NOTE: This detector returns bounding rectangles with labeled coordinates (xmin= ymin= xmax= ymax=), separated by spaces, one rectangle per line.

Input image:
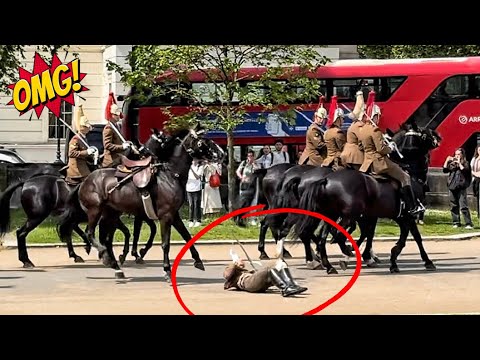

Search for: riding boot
xmin=279 ymin=268 xmax=308 ymax=295
xmin=269 ymin=268 xmax=306 ymax=297
xmin=400 ymin=185 xmax=425 ymax=216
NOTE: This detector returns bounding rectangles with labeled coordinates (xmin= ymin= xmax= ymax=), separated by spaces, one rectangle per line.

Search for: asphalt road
xmin=1 ymin=239 xmax=480 ymax=315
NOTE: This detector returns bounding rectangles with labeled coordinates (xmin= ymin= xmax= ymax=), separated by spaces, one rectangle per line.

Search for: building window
xmin=48 ymin=102 xmax=73 ymax=140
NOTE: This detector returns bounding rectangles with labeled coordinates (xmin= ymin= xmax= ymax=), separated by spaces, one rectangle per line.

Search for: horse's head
xmin=167 ymin=122 xmax=225 ymax=163
xmin=142 ymin=128 xmax=174 ymax=161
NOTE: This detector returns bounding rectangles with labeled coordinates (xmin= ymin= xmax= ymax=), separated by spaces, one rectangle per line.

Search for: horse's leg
xmin=85 ymin=207 xmax=108 ymax=263
xmin=408 ymin=216 xmax=435 ymax=271
xmin=361 ymin=218 xmax=380 ymax=268
xmin=99 ymin=213 xmax=125 ymax=279
xmin=258 ymin=217 xmax=270 ymax=260
xmin=171 ymin=212 xmax=205 ymax=271
xmin=116 ymin=217 xmax=131 ymax=266
xmin=304 ymin=235 xmax=324 ymax=270
xmin=160 ymin=219 xmax=174 ymax=283
xmin=138 ymin=217 xmax=158 ymax=261
xmin=316 ymin=223 xmax=338 ymax=274
xmin=132 ymin=216 xmax=149 ymax=264
xmin=73 ymin=224 xmax=91 ymax=255
xmin=16 ymin=215 xmax=47 ymax=268
xmin=389 ymin=219 xmax=410 ymax=273
xmin=68 ymin=224 xmax=90 ymax=263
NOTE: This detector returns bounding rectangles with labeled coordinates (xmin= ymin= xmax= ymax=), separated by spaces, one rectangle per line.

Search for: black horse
xmin=293 ymin=168 xmax=436 ymax=273
xmin=58 ymin=124 xmax=224 ymax=280
xmin=0 ymin=154 xmax=158 ymax=269
xmin=234 ymin=163 xmax=295 ymax=258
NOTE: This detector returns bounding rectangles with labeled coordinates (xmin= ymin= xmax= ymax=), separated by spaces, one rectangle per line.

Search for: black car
xmin=0 ymin=147 xmax=27 ymax=164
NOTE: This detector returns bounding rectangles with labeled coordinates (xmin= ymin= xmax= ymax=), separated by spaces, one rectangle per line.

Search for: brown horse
xmin=58 ymin=124 xmax=225 ymax=280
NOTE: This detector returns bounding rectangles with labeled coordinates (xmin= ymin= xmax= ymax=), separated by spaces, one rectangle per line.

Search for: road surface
xmin=1 ymin=239 xmax=480 ymax=315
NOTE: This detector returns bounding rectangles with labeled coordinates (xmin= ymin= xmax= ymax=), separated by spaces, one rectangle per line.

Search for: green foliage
xmin=358 ymin=45 xmax=480 ymax=59
xmin=107 ymin=45 xmax=330 ymax=131
xmin=0 ymin=45 xmax=72 ymax=91
xmin=108 ymin=46 xmax=331 ymax=211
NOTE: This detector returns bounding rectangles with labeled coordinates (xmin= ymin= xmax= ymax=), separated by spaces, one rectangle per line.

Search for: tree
xmin=108 ymin=45 xmax=330 ymax=212
xmin=0 ymin=45 xmax=70 ymax=91
xmin=358 ymin=45 xmax=480 ymax=59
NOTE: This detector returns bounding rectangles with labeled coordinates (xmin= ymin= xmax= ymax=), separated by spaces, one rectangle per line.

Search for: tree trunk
xmin=227 ymin=131 xmax=236 ymax=212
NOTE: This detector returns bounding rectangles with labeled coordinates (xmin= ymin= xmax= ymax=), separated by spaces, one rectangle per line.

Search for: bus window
xmin=192 ymin=82 xmax=240 ymax=105
xmin=409 ymin=75 xmax=470 ymax=129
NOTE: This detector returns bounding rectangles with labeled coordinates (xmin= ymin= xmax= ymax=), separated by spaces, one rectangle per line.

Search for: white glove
xmin=229 ymin=249 xmax=240 ymax=263
xmin=388 ymin=142 xmax=396 ymax=151
xmin=122 ymin=142 xmax=131 ymax=150
xmin=87 ymin=147 xmax=96 ymax=155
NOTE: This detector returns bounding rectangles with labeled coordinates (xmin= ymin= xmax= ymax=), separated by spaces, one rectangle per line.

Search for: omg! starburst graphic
xmin=7 ymin=52 xmax=89 ymax=119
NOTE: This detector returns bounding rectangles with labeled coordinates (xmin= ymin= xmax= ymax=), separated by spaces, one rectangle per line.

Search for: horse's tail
xmin=0 ymin=181 xmax=25 ymax=237
xmin=293 ymin=178 xmax=328 ymax=240
xmin=57 ymin=184 xmax=86 ymax=242
xmin=274 ymin=176 xmax=301 ymax=209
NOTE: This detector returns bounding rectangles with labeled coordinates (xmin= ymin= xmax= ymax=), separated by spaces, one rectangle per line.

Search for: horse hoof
xmin=339 ymin=261 xmax=348 ymax=271
xmin=135 ymin=257 xmax=145 ymax=265
xmin=259 ymin=253 xmax=270 ymax=260
xmin=118 ymin=254 xmax=126 ymax=265
xmin=283 ymin=250 xmax=293 ymax=259
xmin=327 ymin=267 xmax=338 ymax=275
xmin=373 ymin=256 xmax=382 ymax=264
xmin=74 ymin=256 xmax=85 ymax=263
xmin=366 ymin=260 xmax=378 ymax=268
xmin=139 ymin=248 xmax=147 ymax=258
xmin=22 ymin=261 xmax=35 ymax=268
xmin=425 ymin=262 xmax=436 ymax=271
xmin=115 ymin=270 xmax=126 ymax=279
xmin=84 ymin=245 xmax=91 ymax=255
xmin=194 ymin=260 xmax=205 ymax=271
xmin=164 ymin=272 xmax=172 ymax=283
xmin=390 ymin=266 xmax=400 ymax=273
xmin=306 ymin=260 xmax=324 ymax=270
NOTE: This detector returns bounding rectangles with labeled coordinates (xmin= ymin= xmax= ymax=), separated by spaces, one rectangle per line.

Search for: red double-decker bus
xmin=120 ymin=57 xmax=480 ymax=167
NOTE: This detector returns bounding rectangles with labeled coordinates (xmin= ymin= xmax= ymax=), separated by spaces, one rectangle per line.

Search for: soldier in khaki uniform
xmin=341 ymin=91 xmax=367 ymax=170
xmin=102 ymin=100 xmax=131 ymax=168
xmin=65 ymin=108 xmax=97 ymax=186
xmin=223 ymin=250 xmax=307 ymax=297
xmin=358 ymin=91 xmax=424 ymax=216
xmin=298 ymin=97 xmax=327 ymax=166
xmin=322 ymin=95 xmax=347 ymax=171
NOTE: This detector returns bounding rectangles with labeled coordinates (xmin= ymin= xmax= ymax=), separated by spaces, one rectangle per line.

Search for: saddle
xmin=115 ymin=155 xmax=153 ymax=188
xmin=367 ymin=173 xmax=401 ymax=190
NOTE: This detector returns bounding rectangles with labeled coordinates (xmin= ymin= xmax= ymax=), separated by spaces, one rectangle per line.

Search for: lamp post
xmin=54 ymin=117 xmax=64 ymax=164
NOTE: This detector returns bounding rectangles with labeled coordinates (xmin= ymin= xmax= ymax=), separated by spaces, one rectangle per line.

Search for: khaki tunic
xmin=66 ymin=135 xmax=91 ymax=184
xmin=322 ymin=127 xmax=346 ymax=167
xmin=298 ymin=123 xmax=326 ymax=166
xmin=358 ymin=123 xmax=410 ymax=186
xmin=102 ymin=122 xmax=125 ymax=168
xmin=340 ymin=121 xmax=365 ymax=167
xmin=223 ymin=264 xmax=272 ymax=293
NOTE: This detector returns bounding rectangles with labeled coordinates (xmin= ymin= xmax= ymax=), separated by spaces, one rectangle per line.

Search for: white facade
xmin=0 ymin=45 xmax=356 ymax=162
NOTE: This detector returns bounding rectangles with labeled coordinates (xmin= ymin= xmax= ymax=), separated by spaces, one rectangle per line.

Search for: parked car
xmin=0 ymin=147 xmax=27 ymax=164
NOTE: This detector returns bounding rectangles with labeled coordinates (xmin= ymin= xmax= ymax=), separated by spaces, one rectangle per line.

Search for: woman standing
xmin=202 ymin=161 xmax=223 ymax=216
xmin=470 ymin=145 xmax=480 ymax=217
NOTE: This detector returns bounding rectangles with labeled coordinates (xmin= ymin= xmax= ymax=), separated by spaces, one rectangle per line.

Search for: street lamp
xmin=54 ymin=117 xmax=64 ymax=164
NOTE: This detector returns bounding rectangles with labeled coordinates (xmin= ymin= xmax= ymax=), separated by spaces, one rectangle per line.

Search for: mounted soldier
xmin=65 ymin=105 xmax=99 ymax=187
xmin=102 ymin=92 xmax=131 ymax=168
xmin=298 ymin=96 xmax=327 ymax=166
xmin=340 ymin=90 xmax=367 ymax=170
xmin=358 ymin=91 xmax=425 ymax=216
xmin=321 ymin=95 xmax=346 ymax=171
